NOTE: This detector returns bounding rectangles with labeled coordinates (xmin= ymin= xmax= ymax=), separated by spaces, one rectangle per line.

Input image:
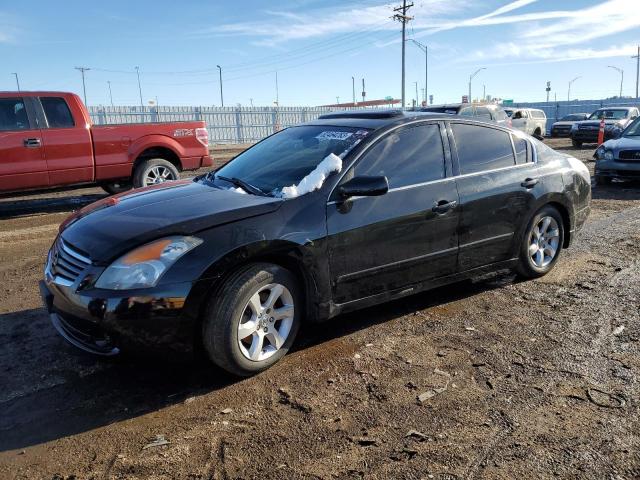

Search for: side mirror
xmin=338 ymin=175 xmax=389 ymax=199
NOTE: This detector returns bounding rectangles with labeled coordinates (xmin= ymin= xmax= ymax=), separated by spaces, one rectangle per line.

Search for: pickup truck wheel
xmin=101 ymin=180 xmax=132 ymax=195
xmin=202 ymin=263 xmax=301 ymax=377
xmin=133 ymin=158 xmax=179 ymax=188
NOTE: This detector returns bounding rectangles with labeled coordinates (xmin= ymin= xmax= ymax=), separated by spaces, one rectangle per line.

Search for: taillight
xmin=507 ymin=118 xmax=512 ymax=128
xmin=196 ymin=128 xmax=209 ymax=147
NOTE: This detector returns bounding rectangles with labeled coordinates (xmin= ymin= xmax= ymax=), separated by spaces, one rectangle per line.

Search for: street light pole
xmin=632 ymin=45 xmax=640 ymax=99
xmin=410 ymin=40 xmax=427 ymax=106
xmin=352 ymin=76 xmax=356 ymax=105
xmin=568 ymin=76 xmax=581 ymax=102
xmin=11 ymin=73 xmax=20 ymax=91
xmin=608 ymin=65 xmax=624 ymax=98
xmin=468 ymin=67 xmax=486 ymax=103
xmin=107 ymin=80 xmax=114 ymax=106
xmin=134 ymin=66 xmax=143 ymax=108
xmin=414 ymin=81 xmax=418 ymax=107
xmin=216 ymin=65 xmax=224 ymax=107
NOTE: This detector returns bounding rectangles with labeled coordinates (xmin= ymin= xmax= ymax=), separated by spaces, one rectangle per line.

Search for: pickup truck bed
xmin=0 ymin=91 xmax=212 ymax=194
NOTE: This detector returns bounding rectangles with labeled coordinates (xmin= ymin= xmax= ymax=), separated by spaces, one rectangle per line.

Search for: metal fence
xmin=511 ymin=98 xmax=640 ymax=134
xmin=89 ymin=98 xmax=640 ymax=141
xmin=88 ymin=106 xmax=337 ymax=144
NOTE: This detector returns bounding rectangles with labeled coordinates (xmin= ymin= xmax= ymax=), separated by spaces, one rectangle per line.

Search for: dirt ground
xmin=1 ymin=138 xmax=639 ymax=479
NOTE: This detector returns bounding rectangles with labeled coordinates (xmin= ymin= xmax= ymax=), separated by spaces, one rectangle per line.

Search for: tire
xmin=202 ymin=263 xmax=302 ymax=376
xmin=571 ymin=139 xmax=582 ymax=149
xmin=101 ymin=180 xmax=132 ymax=195
xmin=133 ymin=158 xmax=179 ymax=188
xmin=595 ymin=175 xmax=611 ymax=185
xmin=517 ymin=205 xmax=565 ymax=279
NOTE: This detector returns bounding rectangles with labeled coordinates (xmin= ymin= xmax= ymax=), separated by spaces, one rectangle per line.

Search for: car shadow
xmin=0 ymin=273 xmax=514 ymax=452
xmin=0 ymin=192 xmax=106 ymax=219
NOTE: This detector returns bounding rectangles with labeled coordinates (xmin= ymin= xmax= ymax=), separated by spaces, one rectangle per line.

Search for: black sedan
xmin=41 ymin=110 xmax=591 ymax=376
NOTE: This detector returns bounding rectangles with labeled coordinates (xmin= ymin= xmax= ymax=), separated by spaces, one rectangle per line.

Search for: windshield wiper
xmin=216 ymin=175 xmax=268 ymax=196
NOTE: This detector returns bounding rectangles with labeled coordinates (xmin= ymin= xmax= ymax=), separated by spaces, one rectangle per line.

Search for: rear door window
xmin=0 ymin=98 xmax=30 ymax=131
xmin=452 ymin=123 xmax=515 ymax=174
xmin=512 ymin=135 xmax=529 ymax=164
xmin=40 ymin=97 xmax=75 ymax=128
xmin=353 ymin=123 xmax=445 ymax=188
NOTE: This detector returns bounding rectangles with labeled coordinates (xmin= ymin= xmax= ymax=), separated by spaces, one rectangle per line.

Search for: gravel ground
xmin=1 ymin=138 xmax=639 ymax=479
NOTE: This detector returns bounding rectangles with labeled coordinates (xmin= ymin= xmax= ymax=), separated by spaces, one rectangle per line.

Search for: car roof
xmin=595 ymin=106 xmax=634 ymax=110
xmin=302 ymin=109 xmax=500 ymax=130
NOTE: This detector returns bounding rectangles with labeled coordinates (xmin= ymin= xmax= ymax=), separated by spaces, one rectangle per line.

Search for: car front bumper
xmin=594 ymin=158 xmax=640 ymax=179
xmin=40 ymin=277 xmax=199 ymax=358
xmin=571 ymin=130 xmax=618 ymax=143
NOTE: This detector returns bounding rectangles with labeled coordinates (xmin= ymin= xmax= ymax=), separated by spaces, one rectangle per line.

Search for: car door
xmin=511 ymin=110 xmax=528 ymax=133
xmin=0 ymin=96 xmax=49 ymax=191
xmin=448 ymin=122 xmax=539 ymax=271
xmin=36 ymin=96 xmax=94 ymax=186
xmin=326 ymin=122 xmax=459 ymax=305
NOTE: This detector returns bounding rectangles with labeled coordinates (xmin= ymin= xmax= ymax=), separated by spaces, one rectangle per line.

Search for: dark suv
xmin=420 ymin=103 xmax=511 ymax=127
xmin=570 ymin=107 xmax=640 ymax=147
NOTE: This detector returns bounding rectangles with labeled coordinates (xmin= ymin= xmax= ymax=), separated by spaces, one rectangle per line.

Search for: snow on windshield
xmin=280 ymin=153 xmax=342 ymax=199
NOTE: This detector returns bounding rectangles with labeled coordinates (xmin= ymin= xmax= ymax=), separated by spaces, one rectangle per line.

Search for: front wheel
xmin=202 ymin=263 xmax=301 ymax=376
xmin=571 ymin=139 xmax=582 ymax=148
xmin=517 ymin=206 xmax=564 ymax=279
xmin=133 ymin=158 xmax=179 ymax=188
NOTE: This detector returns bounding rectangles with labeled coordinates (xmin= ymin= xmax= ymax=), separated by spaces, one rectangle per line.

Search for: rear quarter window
xmin=40 ymin=97 xmax=75 ymax=128
xmin=452 ymin=123 xmax=515 ymax=174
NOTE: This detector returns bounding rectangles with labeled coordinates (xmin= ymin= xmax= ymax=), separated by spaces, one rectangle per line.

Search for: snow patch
xmin=281 ymin=153 xmax=342 ymax=199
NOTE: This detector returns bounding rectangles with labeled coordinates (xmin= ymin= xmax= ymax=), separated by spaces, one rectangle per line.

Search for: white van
xmin=510 ymin=108 xmax=547 ymax=137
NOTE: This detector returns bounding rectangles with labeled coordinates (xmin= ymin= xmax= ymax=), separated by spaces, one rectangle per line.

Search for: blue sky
xmin=1 ymin=0 xmax=640 ymax=106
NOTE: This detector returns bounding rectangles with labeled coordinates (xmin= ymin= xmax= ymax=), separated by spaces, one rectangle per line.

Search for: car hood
xmin=576 ymin=119 xmax=627 ymax=127
xmin=552 ymin=121 xmax=576 ymax=126
xmin=602 ymin=135 xmax=640 ymax=151
xmin=59 ymin=180 xmax=283 ymax=262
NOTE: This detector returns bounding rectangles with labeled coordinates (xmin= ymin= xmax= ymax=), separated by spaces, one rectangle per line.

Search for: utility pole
xmin=393 ymin=0 xmax=413 ymax=108
xmin=336 ymin=96 xmax=340 ymax=104
xmin=134 ymin=66 xmax=144 ymax=108
xmin=632 ymin=45 xmax=639 ymax=99
xmin=275 ymin=71 xmax=279 ymax=106
xmin=421 ymin=88 xmax=425 ymax=104
xmin=568 ymin=76 xmax=581 ymax=102
xmin=361 ymin=78 xmax=366 ymax=103
xmin=107 ymin=81 xmax=114 ymax=107
xmin=468 ymin=67 xmax=485 ymax=103
xmin=216 ymin=65 xmax=224 ymax=107
xmin=410 ymin=40 xmax=427 ymax=108
xmin=608 ymin=65 xmax=624 ymax=98
xmin=352 ymin=76 xmax=356 ymax=105
xmin=483 ymin=84 xmax=486 ymax=101
xmin=11 ymin=73 xmax=20 ymax=91
xmin=250 ymin=98 xmax=254 ymax=108
xmin=75 ymin=67 xmax=91 ymax=105
xmin=414 ymin=81 xmax=418 ymax=107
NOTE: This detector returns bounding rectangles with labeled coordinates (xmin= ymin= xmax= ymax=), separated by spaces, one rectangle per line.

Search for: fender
xmin=127 ymin=134 xmax=185 ymax=164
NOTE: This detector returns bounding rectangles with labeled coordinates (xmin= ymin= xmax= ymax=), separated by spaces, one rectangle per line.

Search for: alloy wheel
xmin=237 ymin=283 xmax=294 ymax=362
xmin=529 ymin=216 xmax=560 ymax=268
xmin=144 ymin=166 xmax=175 ymax=186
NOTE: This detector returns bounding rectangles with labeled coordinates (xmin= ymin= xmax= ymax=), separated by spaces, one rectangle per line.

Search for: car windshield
xmin=560 ymin=114 xmax=585 ymax=121
xmin=210 ymin=125 xmax=370 ymax=196
xmin=623 ymin=117 xmax=640 ymax=137
xmin=588 ymin=109 xmax=629 ymax=120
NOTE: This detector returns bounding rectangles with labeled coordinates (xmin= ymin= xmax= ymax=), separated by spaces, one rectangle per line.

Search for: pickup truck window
xmin=0 ymin=98 xmax=30 ymax=131
xmin=40 ymin=97 xmax=75 ymax=128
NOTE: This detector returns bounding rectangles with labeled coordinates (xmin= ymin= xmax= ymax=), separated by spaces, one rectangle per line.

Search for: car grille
xmin=48 ymin=238 xmax=92 ymax=286
xmin=618 ymin=150 xmax=640 ymax=160
xmin=579 ymin=124 xmax=599 ymax=130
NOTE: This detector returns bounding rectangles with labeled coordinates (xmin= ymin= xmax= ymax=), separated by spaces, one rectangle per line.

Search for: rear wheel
xmin=133 ymin=158 xmax=179 ymax=188
xmin=517 ymin=205 xmax=564 ymax=279
xmin=571 ymin=139 xmax=582 ymax=148
xmin=202 ymin=263 xmax=301 ymax=376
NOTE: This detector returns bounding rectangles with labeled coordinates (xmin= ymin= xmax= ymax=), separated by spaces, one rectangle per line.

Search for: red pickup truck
xmin=0 ymin=91 xmax=212 ymax=194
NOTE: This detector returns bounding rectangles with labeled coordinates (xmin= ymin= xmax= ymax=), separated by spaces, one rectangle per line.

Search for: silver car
xmin=594 ymin=117 xmax=640 ymax=184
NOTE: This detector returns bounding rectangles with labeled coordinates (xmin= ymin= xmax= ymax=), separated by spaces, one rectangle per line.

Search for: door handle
xmin=432 ymin=199 xmax=457 ymax=214
xmin=23 ymin=138 xmax=42 ymax=148
xmin=521 ymin=177 xmax=539 ymax=188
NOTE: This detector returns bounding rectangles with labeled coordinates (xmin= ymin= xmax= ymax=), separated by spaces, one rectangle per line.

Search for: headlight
xmin=595 ymin=146 xmax=606 ymax=159
xmin=604 ymin=150 xmax=614 ymax=160
xmin=95 ymin=236 xmax=202 ymax=290
xmin=571 ymin=124 xmax=579 ymax=131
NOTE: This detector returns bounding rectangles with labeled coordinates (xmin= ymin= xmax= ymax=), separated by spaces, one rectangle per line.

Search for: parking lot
xmin=1 ymin=138 xmax=639 ymax=479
